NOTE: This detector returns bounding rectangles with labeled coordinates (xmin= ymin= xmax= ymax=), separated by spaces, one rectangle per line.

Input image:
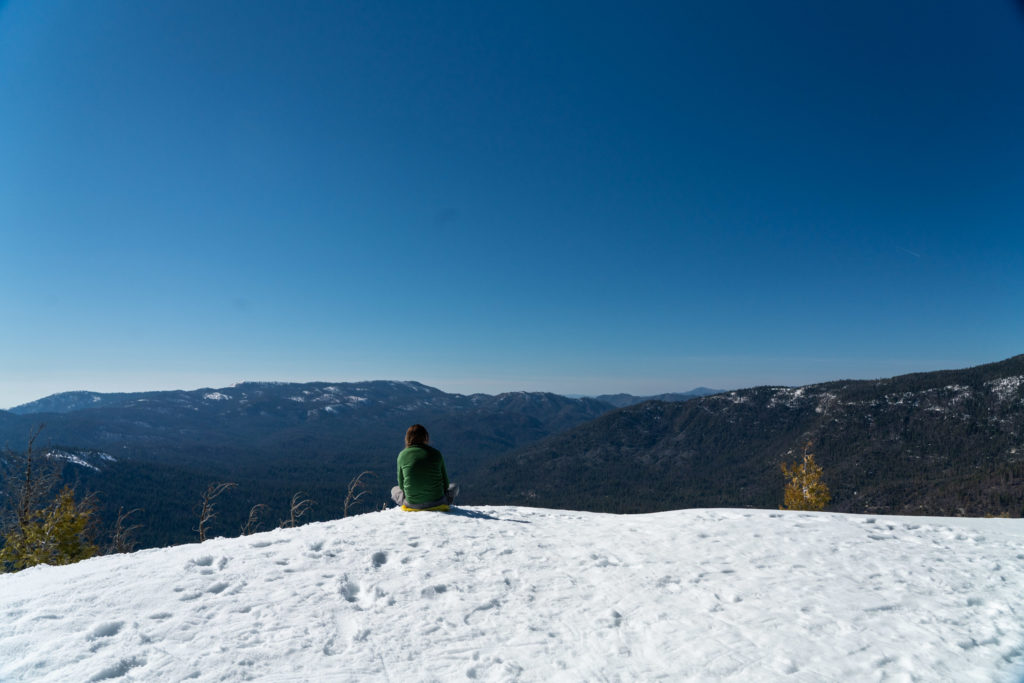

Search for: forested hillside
xmin=0 ymin=381 xmax=616 ymax=548
xmin=462 ymin=356 xmax=1024 ymax=517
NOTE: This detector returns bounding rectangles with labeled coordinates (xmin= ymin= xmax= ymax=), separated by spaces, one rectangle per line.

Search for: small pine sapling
xmin=1 ymin=426 xmax=100 ymax=571
xmin=1 ymin=486 xmax=98 ymax=571
xmin=781 ymin=442 xmax=831 ymax=511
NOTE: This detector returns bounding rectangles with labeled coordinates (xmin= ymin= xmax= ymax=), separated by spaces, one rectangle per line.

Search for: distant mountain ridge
xmin=3 ymin=380 xmax=615 ymax=455
xmin=462 ymin=355 xmax=1024 ymax=517
xmin=0 ymin=380 xmax=626 ymax=548
xmin=8 ymin=382 xmax=718 ymax=416
xmin=594 ymin=387 xmax=722 ymax=408
xmin=3 ymin=380 xmax=719 ymax=474
xmin=9 ymin=390 xmax=137 ymax=415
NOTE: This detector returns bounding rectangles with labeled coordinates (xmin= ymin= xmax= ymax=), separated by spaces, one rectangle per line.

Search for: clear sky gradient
xmin=2 ymin=1 xmax=1022 ymax=408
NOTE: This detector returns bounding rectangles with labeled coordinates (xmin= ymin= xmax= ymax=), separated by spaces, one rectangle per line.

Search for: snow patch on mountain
xmin=767 ymin=386 xmax=812 ymax=409
xmin=988 ymin=376 xmax=1024 ymax=404
xmin=42 ymin=449 xmax=115 ymax=471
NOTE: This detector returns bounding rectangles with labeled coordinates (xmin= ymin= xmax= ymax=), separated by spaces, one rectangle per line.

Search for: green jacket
xmin=397 ymin=444 xmax=450 ymax=505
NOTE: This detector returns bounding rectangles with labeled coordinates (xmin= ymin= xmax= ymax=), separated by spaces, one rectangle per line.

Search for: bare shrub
xmin=241 ymin=504 xmax=269 ymax=535
xmin=2 ymin=425 xmax=61 ymax=535
xmin=195 ymin=482 xmax=237 ymax=542
xmin=280 ymin=492 xmax=314 ymax=529
xmin=344 ymin=471 xmax=374 ymax=518
xmin=109 ymin=507 xmax=143 ymax=554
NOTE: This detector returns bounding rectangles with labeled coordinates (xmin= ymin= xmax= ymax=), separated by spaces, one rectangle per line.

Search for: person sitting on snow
xmin=391 ymin=424 xmax=458 ymax=510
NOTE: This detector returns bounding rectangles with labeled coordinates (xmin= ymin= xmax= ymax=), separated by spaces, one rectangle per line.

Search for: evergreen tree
xmin=1 ymin=486 xmax=98 ymax=571
xmin=781 ymin=442 xmax=831 ymax=511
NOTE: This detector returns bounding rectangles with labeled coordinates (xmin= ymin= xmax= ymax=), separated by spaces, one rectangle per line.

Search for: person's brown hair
xmin=405 ymin=424 xmax=429 ymax=447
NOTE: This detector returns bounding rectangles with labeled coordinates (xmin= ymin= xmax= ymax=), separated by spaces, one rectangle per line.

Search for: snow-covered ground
xmin=1 ymin=507 xmax=1022 ymax=682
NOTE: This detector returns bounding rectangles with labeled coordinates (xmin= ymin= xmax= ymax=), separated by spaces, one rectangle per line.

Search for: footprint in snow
xmin=657 ymin=576 xmax=682 ymax=592
xmin=420 ymin=584 xmax=448 ymax=598
xmin=88 ymin=656 xmax=145 ymax=682
xmin=338 ymin=578 xmax=360 ymax=603
xmin=88 ymin=621 xmax=124 ymax=640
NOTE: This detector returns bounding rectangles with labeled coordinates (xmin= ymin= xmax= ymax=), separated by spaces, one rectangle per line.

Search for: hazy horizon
xmin=7 ymin=352 xmax=1018 ymax=411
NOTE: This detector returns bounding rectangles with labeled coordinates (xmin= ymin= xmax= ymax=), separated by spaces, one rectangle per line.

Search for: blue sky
xmin=1 ymin=1 xmax=1022 ymax=408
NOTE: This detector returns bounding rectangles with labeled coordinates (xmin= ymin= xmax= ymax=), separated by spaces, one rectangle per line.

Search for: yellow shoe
xmin=400 ymin=504 xmax=450 ymax=512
